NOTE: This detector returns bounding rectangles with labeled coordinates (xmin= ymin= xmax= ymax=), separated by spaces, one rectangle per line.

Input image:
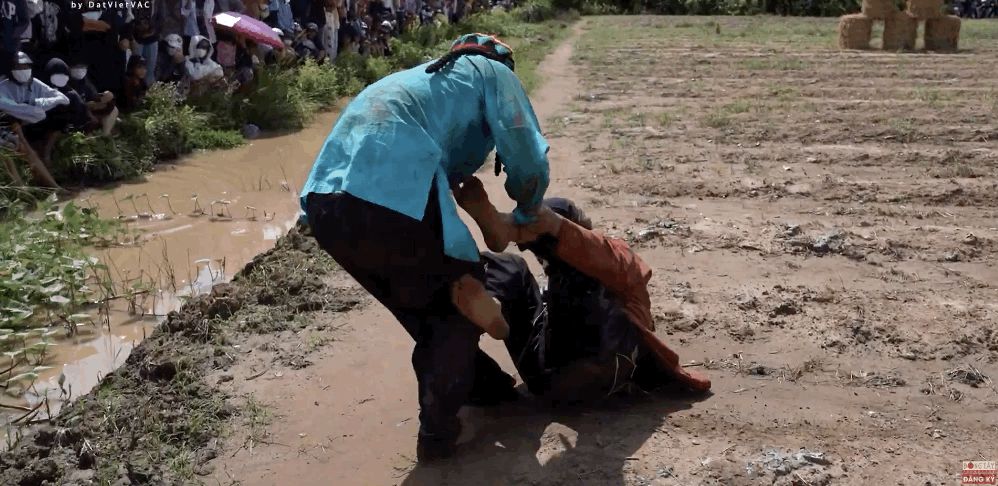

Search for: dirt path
xmin=212 ymin=17 xmax=997 ymax=486
xmin=209 ymin=23 xmax=592 ymax=485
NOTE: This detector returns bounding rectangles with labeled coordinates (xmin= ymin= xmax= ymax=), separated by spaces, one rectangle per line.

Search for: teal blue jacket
xmin=300 ymin=55 xmax=550 ymax=262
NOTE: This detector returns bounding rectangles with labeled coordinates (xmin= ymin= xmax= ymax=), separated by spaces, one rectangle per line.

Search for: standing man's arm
xmin=481 ymin=60 xmax=549 ymax=225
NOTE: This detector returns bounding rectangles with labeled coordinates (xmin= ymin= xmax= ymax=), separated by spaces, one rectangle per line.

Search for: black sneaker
xmin=415 ymin=424 xmax=460 ymax=463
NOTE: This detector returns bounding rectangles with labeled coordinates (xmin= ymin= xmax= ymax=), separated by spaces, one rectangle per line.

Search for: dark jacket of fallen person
xmin=482 ymin=198 xmax=712 ymax=403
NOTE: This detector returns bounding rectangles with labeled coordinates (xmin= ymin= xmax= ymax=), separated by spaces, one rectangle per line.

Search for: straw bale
xmin=838 ymin=14 xmax=873 ymax=50
xmin=924 ymin=15 xmax=960 ymax=51
xmin=883 ymin=11 xmax=918 ymax=51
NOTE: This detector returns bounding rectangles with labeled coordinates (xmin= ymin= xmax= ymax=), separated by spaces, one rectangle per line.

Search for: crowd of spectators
xmin=0 ymin=0 xmax=513 ymax=186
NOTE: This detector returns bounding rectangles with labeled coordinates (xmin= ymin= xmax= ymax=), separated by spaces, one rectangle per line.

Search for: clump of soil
xmin=0 ymin=226 xmax=356 ymax=485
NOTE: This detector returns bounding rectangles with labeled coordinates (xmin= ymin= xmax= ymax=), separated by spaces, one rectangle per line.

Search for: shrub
xmin=295 ymin=59 xmax=343 ymax=107
xmin=189 ymin=129 xmax=246 ymax=150
xmin=130 ymin=84 xmax=213 ymax=160
xmin=236 ymin=66 xmax=318 ymax=131
xmin=51 ymin=132 xmax=152 ymax=183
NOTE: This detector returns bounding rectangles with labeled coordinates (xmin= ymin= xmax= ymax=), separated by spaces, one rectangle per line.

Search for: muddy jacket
xmin=551 ymin=220 xmax=712 ymax=392
xmin=0 ymin=76 xmax=69 ymax=124
xmin=300 ymin=55 xmax=549 ymax=262
xmin=184 ymin=35 xmax=224 ymax=82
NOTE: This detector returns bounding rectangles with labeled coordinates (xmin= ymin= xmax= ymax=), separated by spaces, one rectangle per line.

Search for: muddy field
xmin=3 ymin=15 xmax=997 ymax=486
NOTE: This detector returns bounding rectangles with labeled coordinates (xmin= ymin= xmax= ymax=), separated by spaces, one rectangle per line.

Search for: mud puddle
xmin=1 ymin=111 xmax=338 ymax=428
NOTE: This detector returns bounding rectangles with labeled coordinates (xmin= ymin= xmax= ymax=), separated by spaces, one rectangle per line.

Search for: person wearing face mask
xmin=183 ymin=35 xmax=223 ymax=96
xmin=0 ymin=52 xmax=67 ymax=187
xmin=155 ymin=33 xmax=188 ymax=84
xmin=36 ymin=58 xmax=92 ymax=164
xmin=67 ymin=60 xmax=117 ymax=136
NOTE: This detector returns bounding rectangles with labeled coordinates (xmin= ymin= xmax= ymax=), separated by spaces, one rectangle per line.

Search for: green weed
xmin=889 ymin=118 xmax=917 ymax=143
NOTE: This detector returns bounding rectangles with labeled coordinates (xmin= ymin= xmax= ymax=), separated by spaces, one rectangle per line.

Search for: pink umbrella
xmin=211 ymin=12 xmax=284 ymax=50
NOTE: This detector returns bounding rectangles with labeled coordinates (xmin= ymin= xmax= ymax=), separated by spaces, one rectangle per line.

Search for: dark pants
xmin=306 ymin=190 xmax=513 ymax=448
xmin=482 ymin=252 xmax=649 ymax=402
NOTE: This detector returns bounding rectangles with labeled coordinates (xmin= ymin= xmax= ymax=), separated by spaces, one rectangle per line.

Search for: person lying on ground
xmin=301 ymin=33 xmax=549 ymax=463
xmin=454 ymin=176 xmax=712 ymax=403
xmin=0 ymin=51 xmax=66 ymax=187
xmin=67 ymin=59 xmax=118 ymax=136
xmin=184 ymin=35 xmax=224 ymax=96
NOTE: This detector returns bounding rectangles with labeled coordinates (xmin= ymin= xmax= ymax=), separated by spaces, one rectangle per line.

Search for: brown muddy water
xmin=2 ymin=111 xmax=338 ymax=432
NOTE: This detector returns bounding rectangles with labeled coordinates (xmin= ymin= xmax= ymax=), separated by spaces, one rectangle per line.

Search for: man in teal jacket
xmin=300 ymin=34 xmax=550 ymax=461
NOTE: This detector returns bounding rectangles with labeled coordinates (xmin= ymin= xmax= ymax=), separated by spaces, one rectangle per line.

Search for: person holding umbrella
xmin=300 ymin=33 xmax=549 ymax=462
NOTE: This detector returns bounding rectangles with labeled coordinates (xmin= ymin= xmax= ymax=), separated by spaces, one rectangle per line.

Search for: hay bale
xmin=838 ymin=14 xmax=873 ymax=50
xmin=862 ymin=0 xmax=896 ymax=19
xmin=883 ymin=11 xmax=918 ymax=51
xmin=907 ymin=0 xmax=944 ymax=19
xmin=925 ymin=15 xmax=960 ymax=51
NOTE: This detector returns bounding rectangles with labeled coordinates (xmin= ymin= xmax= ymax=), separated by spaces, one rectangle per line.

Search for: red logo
xmin=963 ymin=461 xmax=997 ymax=485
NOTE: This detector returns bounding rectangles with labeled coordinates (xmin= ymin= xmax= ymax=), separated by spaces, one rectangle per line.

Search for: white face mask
xmin=71 ymin=68 xmax=88 ymax=80
xmin=50 ymin=74 xmax=69 ymax=87
xmin=11 ymin=69 xmax=32 ymax=84
xmin=196 ymin=48 xmax=208 ymax=58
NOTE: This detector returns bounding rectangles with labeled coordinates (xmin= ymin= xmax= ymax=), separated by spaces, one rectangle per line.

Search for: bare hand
xmin=453 ymin=175 xmax=488 ymax=213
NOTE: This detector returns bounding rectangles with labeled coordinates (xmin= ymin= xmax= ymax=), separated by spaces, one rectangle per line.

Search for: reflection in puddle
xmin=1 ymin=111 xmax=337 ymax=435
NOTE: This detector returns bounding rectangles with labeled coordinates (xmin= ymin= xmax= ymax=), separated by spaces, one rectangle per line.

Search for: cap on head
xmin=449 ymin=33 xmax=514 ymax=71
xmin=165 ymin=34 xmax=183 ymax=49
xmin=426 ymin=33 xmax=514 ymax=74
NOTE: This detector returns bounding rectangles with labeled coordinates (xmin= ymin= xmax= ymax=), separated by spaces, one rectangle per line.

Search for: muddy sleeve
xmin=481 ymin=61 xmax=550 ymax=225
xmin=553 ymin=220 xmax=654 ymax=324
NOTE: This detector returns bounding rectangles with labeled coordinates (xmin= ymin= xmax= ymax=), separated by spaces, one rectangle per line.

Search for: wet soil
xmin=4 ymin=15 xmax=997 ymax=486
xmin=3 ymin=110 xmax=340 ymax=425
xmin=0 ymin=228 xmax=362 ymax=485
xmin=210 ymin=16 xmax=997 ymax=486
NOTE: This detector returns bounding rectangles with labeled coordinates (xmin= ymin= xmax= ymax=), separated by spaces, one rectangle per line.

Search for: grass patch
xmin=889 ymin=117 xmax=917 ymax=143
xmin=657 ymin=112 xmax=675 ymax=127
xmin=628 ymin=112 xmax=648 ymax=126
xmin=703 ymin=99 xmax=755 ymax=128
xmin=703 ymin=111 xmax=732 ymax=128
xmin=741 ymin=56 xmax=809 ymax=71
xmin=769 ymin=85 xmax=801 ymax=102
xmin=914 ymin=88 xmax=954 ymax=108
